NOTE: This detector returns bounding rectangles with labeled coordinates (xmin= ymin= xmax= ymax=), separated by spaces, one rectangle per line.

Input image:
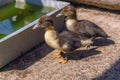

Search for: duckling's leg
xmin=59 ymin=53 xmax=68 ymax=64
xmin=81 ymin=38 xmax=93 ymax=50
xmin=53 ymin=51 xmax=62 ymax=58
xmin=86 ymin=37 xmax=95 ymax=49
xmin=85 ymin=44 xmax=91 ymax=49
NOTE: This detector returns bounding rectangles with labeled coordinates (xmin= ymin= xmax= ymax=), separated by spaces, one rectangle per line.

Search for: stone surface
xmin=0 ymin=5 xmax=120 ymax=80
xmin=64 ymin=0 xmax=120 ymax=10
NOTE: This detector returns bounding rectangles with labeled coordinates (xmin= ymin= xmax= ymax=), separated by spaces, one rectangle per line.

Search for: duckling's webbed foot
xmin=59 ymin=52 xmax=68 ymax=64
xmin=59 ymin=57 xmax=68 ymax=64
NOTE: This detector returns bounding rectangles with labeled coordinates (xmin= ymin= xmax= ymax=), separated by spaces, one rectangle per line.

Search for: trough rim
xmin=0 ymin=0 xmax=70 ymax=43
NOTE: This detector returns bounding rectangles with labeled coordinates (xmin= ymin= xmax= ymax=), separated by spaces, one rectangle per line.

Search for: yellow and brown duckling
xmin=33 ymin=16 xmax=82 ymax=63
xmin=56 ymin=5 xmax=109 ymax=48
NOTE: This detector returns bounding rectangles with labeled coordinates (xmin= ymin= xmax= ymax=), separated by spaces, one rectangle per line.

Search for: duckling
xmin=56 ymin=5 xmax=109 ymax=48
xmin=33 ymin=16 xmax=82 ymax=63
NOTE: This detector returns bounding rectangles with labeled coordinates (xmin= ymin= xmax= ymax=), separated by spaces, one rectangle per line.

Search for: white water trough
xmin=0 ymin=0 xmax=69 ymax=68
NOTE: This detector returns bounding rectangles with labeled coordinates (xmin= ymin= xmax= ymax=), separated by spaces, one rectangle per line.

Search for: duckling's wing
xmin=76 ymin=20 xmax=109 ymax=38
xmin=59 ymin=31 xmax=75 ymax=52
xmin=58 ymin=31 xmax=81 ymax=52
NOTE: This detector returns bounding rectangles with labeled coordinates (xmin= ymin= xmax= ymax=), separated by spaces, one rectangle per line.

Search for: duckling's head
xmin=56 ymin=5 xmax=76 ymax=19
xmin=33 ymin=16 xmax=53 ymax=29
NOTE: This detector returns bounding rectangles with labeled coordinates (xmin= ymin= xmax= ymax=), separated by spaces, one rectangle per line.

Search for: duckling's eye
xmin=64 ymin=10 xmax=68 ymax=12
xmin=40 ymin=20 xmax=43 ymax=24
xmin=45 ymin=20 xmax=50 ymax=22
xmin=70 ymin=10 xmax=74 ymax=11
xmin=44 ymin=20 xmax=53 ymax=24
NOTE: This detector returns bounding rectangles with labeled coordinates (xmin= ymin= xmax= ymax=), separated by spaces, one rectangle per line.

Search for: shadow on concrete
xmin=67 ymin=48 xmax=101 ymax=60
xmin=0 ymin=43 xmax=102 ymax=72
xmin=94 ymin=59 xmax=120 ymax=80
xmin=0 ymin=43 xmax=53 ymax=72
xmin=93 ymin=38 xmax=115 ymax=47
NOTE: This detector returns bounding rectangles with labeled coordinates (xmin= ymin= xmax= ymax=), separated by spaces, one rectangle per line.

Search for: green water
xmin=0 ymin=2 xmax=54 ymax=39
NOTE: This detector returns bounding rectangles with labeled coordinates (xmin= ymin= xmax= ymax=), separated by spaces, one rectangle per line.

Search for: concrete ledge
xmin=64 ymin=0 xmax=120 ymax=10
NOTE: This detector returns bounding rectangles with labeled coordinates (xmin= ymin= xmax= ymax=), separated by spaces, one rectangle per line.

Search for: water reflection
xmin=0 ymin=1 xmax=54 ymax=39
xmin=0 ymin=19 xmax=14 ymax=35
xmin=0 ymin=1 xmax=26 ymax=36
xmin=15 ymin=0 xmax=26 ymax=9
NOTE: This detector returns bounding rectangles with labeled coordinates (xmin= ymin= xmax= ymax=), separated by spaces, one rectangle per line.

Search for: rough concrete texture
xmin=64 ymin=0 xmax=120 ymax=10
xmin=0 ymin=5 xmax=120 ymax=80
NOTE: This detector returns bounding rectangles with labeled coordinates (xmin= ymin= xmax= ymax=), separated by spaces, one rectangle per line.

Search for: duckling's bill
xmin=32 ymin=23 xmax=40 ymax=29
xmin=56 ymin=12 xmax=63 ymax=17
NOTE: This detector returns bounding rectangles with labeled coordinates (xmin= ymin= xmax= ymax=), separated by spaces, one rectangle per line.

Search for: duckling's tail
xmin=95 ymin=27 xmax=109 ymax=38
